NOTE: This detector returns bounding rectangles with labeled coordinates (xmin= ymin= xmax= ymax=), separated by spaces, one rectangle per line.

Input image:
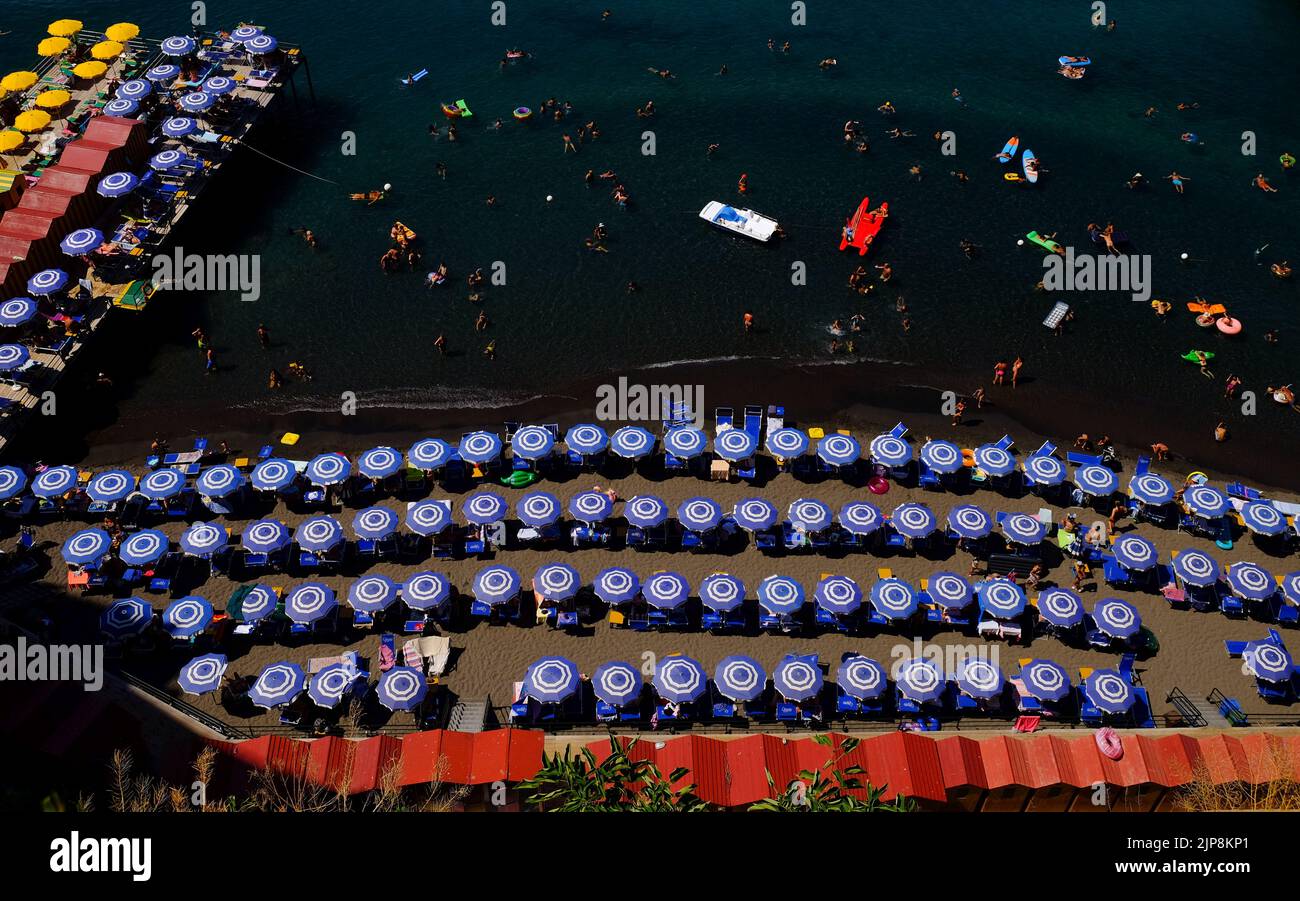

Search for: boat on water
xmin=838 ymin=196 xmax=887 ymax=256
xmin=698 ymin=201 xmax=778 ymax=242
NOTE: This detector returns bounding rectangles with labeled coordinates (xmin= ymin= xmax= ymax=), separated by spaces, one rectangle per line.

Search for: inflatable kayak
xmin=996 ymin=135 xmax=1019 ymax=163
xmin=839 ymin=197 xmax=887 ymax=256
xmin=1026 ymin=230 xmax=1064 ymax=254
xmin=1181 ymin=351 xmax=1215 ymax=362
xmin=1022 ymin=149 xmax=1039 ymax=184
xmin=1059 ymin=56 xmax=1091 ymax=67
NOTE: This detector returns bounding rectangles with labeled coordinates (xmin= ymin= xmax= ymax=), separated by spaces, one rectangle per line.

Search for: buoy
xmin=383 ymin=183 xmax=392 ymax=191
xmin=1016 ymin=239 xmax=1025 ymax=246
xmin=546 ymin=194 xmax=554 ymax=202
xmin=1180 ymin=252 xmax=1189 ymax=260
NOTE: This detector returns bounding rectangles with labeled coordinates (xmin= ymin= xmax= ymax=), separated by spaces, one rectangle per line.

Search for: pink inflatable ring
xmin=1216 ymin=316 xmax=1242 ymax=335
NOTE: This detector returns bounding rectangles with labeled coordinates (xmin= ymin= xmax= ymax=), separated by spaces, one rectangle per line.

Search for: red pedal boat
xmin=838 ymin=196 xmax=888 ymax=256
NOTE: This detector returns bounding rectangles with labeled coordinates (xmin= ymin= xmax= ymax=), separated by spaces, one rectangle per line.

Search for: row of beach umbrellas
xmin=177 ymin=654 xmax=425 ymax=711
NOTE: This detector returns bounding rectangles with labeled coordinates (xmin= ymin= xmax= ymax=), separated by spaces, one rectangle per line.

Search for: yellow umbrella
xmin=0 ymin=71 xmax=38 ymax=92
xmin=35 ymin=89 xmax=72 ymax=109
xmin=47 ymin=19 xmax=83 ymax=37
xmin=72 ymin=61 xmax=108 ymax=79
xmin=90 ymin=40 xmax=124 ymax=61
xmin=0 ymin=131 xmax=25 ymax=153
xmin=38 ymin=36 xmax=72 ymax=56
xmin=14 ymin=110 xmax=52 ymax=133
xmin=105 ymin=23 xmax=140 ymax=43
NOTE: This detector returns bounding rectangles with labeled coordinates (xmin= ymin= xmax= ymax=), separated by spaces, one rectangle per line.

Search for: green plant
xmin=519 ymin=738 xmax=710 ymax=812
xmin=749 ymin=735 xmax=916 ymax=812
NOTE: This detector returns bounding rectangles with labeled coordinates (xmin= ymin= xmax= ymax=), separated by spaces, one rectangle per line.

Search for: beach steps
xmin=1188 ymin=696 xmax=1233 ymax=729
xmin=448 ymin=696 xmax=490 ymax=733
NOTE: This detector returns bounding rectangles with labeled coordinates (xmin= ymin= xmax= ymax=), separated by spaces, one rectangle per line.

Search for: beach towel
xmin=1013 ymin=715 xmax=1041 ymax=733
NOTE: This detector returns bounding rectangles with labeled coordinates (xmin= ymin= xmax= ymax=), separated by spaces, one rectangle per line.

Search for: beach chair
xmin=918 ymin=461 xmax=941 ymax=491
xmin=1221 ymin=595 xmax=1246 ymax=617
xmin=379 ymin=634 xmax=397 ymax=672
xmin=775 ymin=703 xmax=800 ymax=726
xmin=742 ymin=404 xmax=764 ymax=439
xmin=714 ymin=406 xmax=734 ymax=434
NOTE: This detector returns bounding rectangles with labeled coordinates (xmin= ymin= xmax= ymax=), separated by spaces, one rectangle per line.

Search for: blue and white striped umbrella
xmin=895 ymin=658 xmax=944 ymax=703
xmin=146 ymin=64 xmax=181 ymax=81
xmin=139 ymin=467 xmax=183 ymax=499
xmin=1185 ymin=484 xmax=1229 ymax=518
xmin=249 ymin=662 xmax=306 ymax=709
xmin=510 ymin=425 xmax=554 ymax=461
xmin=285 ymin=582 xmax=337 ymax=624
xmin=869 ymin=434 xmax=912 ymax=467
xmin=459 ymin=430 xmax=503 ymax=464
xmin=789 ymin=498 xmax=832 ymax=532
xmin=61 ymin=528 xmax=110 ymax=565
xmin=714 ymin=428 xmax=758 ymax=462
xmin=610 ymin=425 xmax=656 ymax=459
xmin=1001 ymin=512 xmax=1046 ymax=546
xmin=97 ymin=171 xmax=139 ymax=197
xmin=1036 ymin=588 xmax=1085 ymax=628
xmin=294 ymin=515 xmax=344 ymax=552
xmin=203 ymin=76 xmax=237 ymax=96
xmin=732 ymin=497 xmax=777 ymax=531
xmin=814 ymin=574 xmax=863 ymax=615
xmin=407 ymin=437 xmax=452 ymax=469
xmin=920 ymin=439 xmax=962 ymax=474
xmin=1227 ymin=561 xmax=1276 ymax=601
xmin=1241 ymin=500 xmax=1287 ymax=536
xmin=766 ymin=427 xmax=808 ymax=458
xmin=230 ymin=25 xmax=264 ymax=42
xmin=60 ymin=227 xmax=104 ymax=255
xmin=653 ymin=656 xmax=707 ymax=703
xmin=402 ymin=571 xmax=451 ymax=610
xmin=663 ymin=426 xmax=708 ymax=458
xmin=523 ymin=656 xmax=579 ymax=704
xmin=162 ymin=596 xmax=213 ymax=638
xmin=699 ymin=573 xmax=745 ymax=611
xmin=117 ymin=79 xmax=152 ymax=101
xmin=891 ymin=502 xmax=937 ymax=538
xmin=149 ymin=149 xmax=187 ymax=170
xmin=178 ymin=653 xmax=227 ymax=695
xmin=0 ymin=343 xmax=29 ymax=370
xmin=838 ymin=655 xmax=889 ymax=699
xmin=1021 ymin=659 xmax=1071 ymax=702
xmin=1281 ymin=572 xmax=1300 ymax=606
xmin=160 ymin=35 xmax=197 ymax=56
xmin=978 ymin=580 xmax=1026 ymax=619
xmin=101 ymin=597 xmax=153 ymax=638
xmin=1128 ymin=473 xmax=1174 ymax=505
xmin=473 ymin=565 xmax=521 ymax=604
xmin=306 ymin=452 xmax=351 ymax=486
xmin=27 ymin=268 xmax=69 ymax=295
xmin=87 ymin=469 xmax=134 ymax=502
xmin=956 ymin=658 xmax=1004 ymax=700
xmin=715 ymin=655 xmax=767 ymax=702
xmin=592 ymin=661 xmax=641 ymax=706
xmin=1243 ymin=641 xmax=1294 ymax=682
xmin=162 ymin=116 xmax=200 ymax=138
xmin=250 ymin=458 xmax=296 ymax=491
xmin=1023 ymin=454 xmax=1066 ymax=486
xmin=103 ymin=98 xmax=138 ymax=116
xmin=352 ymin=505 xmax=398 ymax=540
xmin=624 ymin=494 xmax=668 ymax=528
xmin=838 ymin=501 xmax=883 ymax=535
xmin=677 ymin=496 xmax=722 ymax=531
xmin=0 ymin=296 xmax=36 ymax=327
xmin=947 ymin=504 xmax=992 ymax=539
xmin=357 ymin=446 xmax=402 ymax=479
xmin=462 ymin=492 xmax=508 ymax=525
xmin=927 ymin=571 xmax=973 ymax=609
xmin=817 ymin=433 xmax=861 ymax=467
xmin=244 ymin=34 xmax=279 ymax=54
xmin=195 ymin=464 xmax=245 ymax=498
xmin=516 ymin=491 xmax=561 ymax=527
xmin=1113 ymin=534 xmax=1158 ymax=571
xmin=237 ymin=585 xmax=278 ymax=623
xmin=405 ymin=499 xmax=451 ymax=535
xmin=757 ymin=574 xmax=805 ymax=615
xmin=1172 ymin=548 xmax=1218 ymax=587
xmin=973 ymin=444 xmax=1015 ymax=477
xmin=348 ymin=574 xmax=398 ymax=613
xmin=178 ymin=91 xmax=214 ymax=113
xmin=0 ymin=465 xmax=26 ymax=500
xmin=564 ymin=424 xmax=608 ymax=456
xmin=309 ymin=663 xmax=357 ymax=708
xmin=180 ymin=521 xmax=227 ymax=556
xmin=378 ymin=666 xmax=429 ymax=711
xmin=593 ymin=567 xmax=640 ymax=605
xmin=771 ymin=656 xmax=823 ymax=704
xmin=32 ymin=465 xmax=77 ymax=498
xmin=1092 ymin=597 xmax=1141 ymax=639
xmin=1074 ymin=464 xmax=1118 ymax=496
xmin=242 ymin=519 xmax=289 ymax=553
xmin=534 ymin=562 xmax=581 ymax=600
xmin=644 ymin=571 xmax=690 ymax=609
xmin=120 ymin=529 xmax=168 ymax=565
xmin=1083 ymin=669 xmax=1135 ymax=714
xmin=870 ymin=578 xmax=919 ymax=621
xmin=568 ymin=490 xmax=613 ymax=524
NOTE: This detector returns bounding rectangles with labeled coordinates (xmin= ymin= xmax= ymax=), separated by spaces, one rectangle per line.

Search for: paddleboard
xmin=402 ymin=69 xmax=428 ymax=84
xmin=1026 ymin=230 xmax=1064 ymax=254
xmin=1058 ymin=56 xmax=1091 ymax=67
xmin=1181 ymin=351 xmax=1215 ymax=362
xmin=1022 ymin=149 xmax=1039 ymax=184
xmin=997 ymin=135 xmax=1019 ymax=163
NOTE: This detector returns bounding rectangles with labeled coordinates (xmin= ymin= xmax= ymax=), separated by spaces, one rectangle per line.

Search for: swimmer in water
xmin=877 ymin=100 xmax=896 ymax=115
xmin=1165 ymin=171 xmax=1188 ymax=193
xmin=1254 ymin=173 xmax=1279 ymax=193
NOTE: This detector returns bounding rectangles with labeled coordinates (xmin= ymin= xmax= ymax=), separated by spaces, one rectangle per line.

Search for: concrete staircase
xmin=448 ymin=696 xmax=490 ymax=733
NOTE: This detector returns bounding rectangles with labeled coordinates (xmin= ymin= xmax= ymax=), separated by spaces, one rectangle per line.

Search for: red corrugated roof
xmin=936 ymin=736 xmax=991 ymax=789
xmin=32 ymin=166 xmax=99 ymax=195
xmin=348 ymin=735 xmax=402 ymax=794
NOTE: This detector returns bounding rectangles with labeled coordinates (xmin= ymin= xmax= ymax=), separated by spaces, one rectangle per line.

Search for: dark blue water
xmin=4 ymin=1 xmax=1299 ymax=437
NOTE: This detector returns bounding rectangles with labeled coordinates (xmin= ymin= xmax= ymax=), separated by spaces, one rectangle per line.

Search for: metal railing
xmin=1166 ymin=687 xmax=1208 ymax=728
xmin=115 ymin=668 xmax=252 ymax=740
